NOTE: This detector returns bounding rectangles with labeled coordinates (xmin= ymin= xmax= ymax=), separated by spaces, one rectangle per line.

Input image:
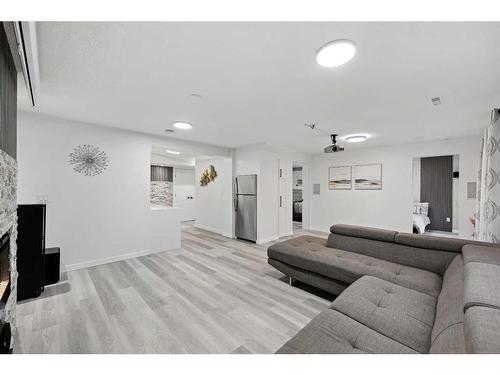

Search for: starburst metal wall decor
xmin=68 ymin=145 xmax=109 ymax=176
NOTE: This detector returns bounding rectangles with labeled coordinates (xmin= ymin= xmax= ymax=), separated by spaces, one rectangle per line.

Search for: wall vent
xmin=431 ymin=97 xmax=441 ymax=106
xmin=467 ymin=182 xmax=477 ymax=199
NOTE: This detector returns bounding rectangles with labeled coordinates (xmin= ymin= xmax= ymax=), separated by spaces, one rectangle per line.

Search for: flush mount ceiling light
xmin=173 ymin=121 xmax=193 ymax=130
xmin=316 ymin=40 xmax=356 ymax=68
xmin=166 ymin=150 xmax=180 ymax=155
xmin=345 ymin=135 xmax=368 ymax=143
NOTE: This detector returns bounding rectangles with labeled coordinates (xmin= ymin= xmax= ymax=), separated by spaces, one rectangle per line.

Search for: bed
xmin=413 ymin=202 xmax=430 ymax=234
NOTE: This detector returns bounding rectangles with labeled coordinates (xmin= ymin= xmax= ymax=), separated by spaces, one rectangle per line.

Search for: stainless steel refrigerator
xmin=235 ymin=174 xmax=257 ymax=242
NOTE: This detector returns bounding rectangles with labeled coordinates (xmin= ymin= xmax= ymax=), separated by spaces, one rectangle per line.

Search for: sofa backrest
xmin=395 ymin=232 xmax=498 ymax=252
xmin=328 ymin=224 xmax=398 ymax=242
xmin=327 ymin=225 xmax=457 ymax=275
xmin=327 ymin=224 xmax=500 ymax=276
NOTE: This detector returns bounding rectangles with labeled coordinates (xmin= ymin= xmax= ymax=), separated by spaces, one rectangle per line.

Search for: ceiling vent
xmin=431 ymin=97 xmax=441 ymax=106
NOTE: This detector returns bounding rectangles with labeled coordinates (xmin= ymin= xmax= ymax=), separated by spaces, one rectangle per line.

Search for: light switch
xmin=446 ymin=217 xmax=451 ymax=223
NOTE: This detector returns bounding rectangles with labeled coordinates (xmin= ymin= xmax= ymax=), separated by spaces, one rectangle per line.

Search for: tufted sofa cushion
xmin=329 ymin=276 xmax=437 ymax=353
xmin=268 ymin=236 xmax=442 ymax=297
xmin=276 ymin=308 xmax=417 ymax=354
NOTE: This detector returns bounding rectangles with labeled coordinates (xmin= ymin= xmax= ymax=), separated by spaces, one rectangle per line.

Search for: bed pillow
xmin=413 ymin=202 xmax=429 ymax=216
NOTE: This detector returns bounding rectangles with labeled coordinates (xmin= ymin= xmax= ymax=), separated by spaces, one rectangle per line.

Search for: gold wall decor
xmin=200 ymin=165 xmax=218 ymax=186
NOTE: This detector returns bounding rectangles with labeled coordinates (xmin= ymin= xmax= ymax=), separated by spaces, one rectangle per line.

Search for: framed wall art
xmin=354 ymin=163 xmax=382 ymax=190
xmin=328 ymin=166 xmax=352 ymax=190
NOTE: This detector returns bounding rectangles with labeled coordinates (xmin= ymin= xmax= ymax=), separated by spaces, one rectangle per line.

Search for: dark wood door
xmin=420 ymin=155 xmax=453 ymax=232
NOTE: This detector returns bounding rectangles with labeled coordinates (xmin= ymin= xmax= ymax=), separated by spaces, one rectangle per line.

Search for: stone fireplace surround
xmin=0 ymin=149 xmax=17 ymax=349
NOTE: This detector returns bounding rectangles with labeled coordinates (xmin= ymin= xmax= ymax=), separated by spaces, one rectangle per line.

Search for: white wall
xmin=151 ymin=152 xmax=195 ymax=168
xmin=309 ymin=137 xmax=481 ymax=238
xmin=17 ymin=111 xmax=230 ymax=270
xmin=194 ymin=157 xmax=233 ymax=237
xmin=412 ymin=157 xmax=421 ymax=202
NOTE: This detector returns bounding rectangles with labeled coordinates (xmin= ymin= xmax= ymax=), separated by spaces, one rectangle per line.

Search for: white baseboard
xmin=194 ymin=223 xmax=233 ymax=238
xmin=63 ymin=247 xmax=172 ymax=272
xmin=257 ymin=235 xmax=279 ymax=244
xmin=308 ymin=226 xmax=330 ymax=234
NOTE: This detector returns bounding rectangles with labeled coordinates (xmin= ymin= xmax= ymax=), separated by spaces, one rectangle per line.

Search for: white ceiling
xmin=151 ymin=147 xmax=195 ymax=167
xmin=19 ymin=22 xmax=500 ymax=154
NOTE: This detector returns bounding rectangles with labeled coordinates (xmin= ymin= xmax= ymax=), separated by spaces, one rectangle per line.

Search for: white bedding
xmin=413 ymin=213 xmax=430 ymax=234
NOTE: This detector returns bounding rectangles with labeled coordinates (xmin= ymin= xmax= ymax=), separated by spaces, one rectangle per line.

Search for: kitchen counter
xmin=150 ymin=205 xmax=182 ymax=252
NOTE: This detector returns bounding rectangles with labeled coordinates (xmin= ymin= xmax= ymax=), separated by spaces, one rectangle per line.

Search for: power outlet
xmin=446 ymin=217 xmax=451 ymax=223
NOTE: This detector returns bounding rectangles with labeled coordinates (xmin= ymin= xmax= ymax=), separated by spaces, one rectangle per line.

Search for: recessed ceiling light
xmin=316 ymin=40 xmax=356 ymax=68
xmin=345 ymin=135 xmax=368 ymax=143
xmin=173 ymin=122 xmax=193 ymax=130
xmin=166 ymin=150 xmax=180 ymax=155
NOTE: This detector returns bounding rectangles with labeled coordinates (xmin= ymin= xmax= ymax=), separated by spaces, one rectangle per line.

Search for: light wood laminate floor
xmin=14 ymin=223 xmax=331 ymax=353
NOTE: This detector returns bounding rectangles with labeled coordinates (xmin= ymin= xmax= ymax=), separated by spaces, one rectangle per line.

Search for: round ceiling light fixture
xmin=316 ymin=40 xmax=356 ymax=68
xmin=166 ymin=149 xmax=180 ymax=155
xmin=173 ymin=121 xmax=193 ymax=130
xmin=345 ymin=135 xmax=368 ymax=143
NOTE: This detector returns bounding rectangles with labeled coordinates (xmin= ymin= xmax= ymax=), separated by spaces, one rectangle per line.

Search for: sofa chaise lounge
xmin=267 ymin=224 xmax=500 ymax=354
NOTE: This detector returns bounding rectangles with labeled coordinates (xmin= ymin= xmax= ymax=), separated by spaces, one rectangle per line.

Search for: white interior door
xmin=174 ymin=168 xmax=195 ymax=221
xmin=278 ymin=159 xmax=293 ymax=237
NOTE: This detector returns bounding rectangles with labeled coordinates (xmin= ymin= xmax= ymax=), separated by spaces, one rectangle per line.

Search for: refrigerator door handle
xmin=234 ymin=195 xmax=238 ymax=211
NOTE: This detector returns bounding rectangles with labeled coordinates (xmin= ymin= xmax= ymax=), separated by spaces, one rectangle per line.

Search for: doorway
xmin=412 ymin=154 xmax=459 ymax=236
xmin=292 ymin=164 xmax=303 ymax=233
xmin=174 ymin=168 xmax=196 ymax=221
xmin=150 ymin=147 xmax=197 ymax=223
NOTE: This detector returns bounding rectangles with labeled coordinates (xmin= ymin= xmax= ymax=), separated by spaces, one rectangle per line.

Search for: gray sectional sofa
xmin=267 ymin=224 xmax=500 ymax=354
